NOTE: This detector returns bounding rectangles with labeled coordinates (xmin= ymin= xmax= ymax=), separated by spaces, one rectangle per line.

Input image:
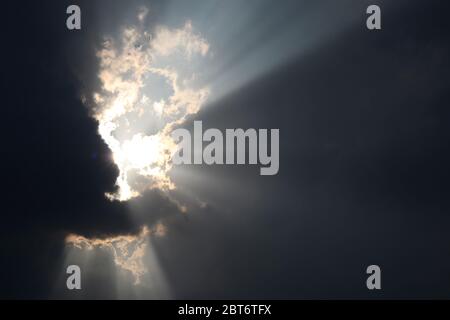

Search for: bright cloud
xmin=66 ymin=227 xmax=150 ymax=285
xmin=69 ymin=10 xmax=210 ymax=286
xmin=151 ymin=21 xmax=210 ymax=58
xmin=91 ymin=13 xmax=210 ymax=201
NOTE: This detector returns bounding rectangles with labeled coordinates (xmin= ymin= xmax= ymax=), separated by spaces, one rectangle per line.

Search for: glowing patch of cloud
xmin=66 ymin=223 xmax=169 ymax=285
xmin=151 ymin=21 xmax=210 ymax=58
xmin=153 ymin=222 xmax=167 ymax=237
xmin=66 ymin=227 xmax=150 ymax=285
xmin=90 ymin=11 xmax=210 ymax=201
xmin=137 ymin=7 xmax=149 ymax=23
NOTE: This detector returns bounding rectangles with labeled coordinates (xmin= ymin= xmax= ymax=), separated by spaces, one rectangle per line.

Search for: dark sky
xmin=2 ymin=0 xmax=450 ymax=299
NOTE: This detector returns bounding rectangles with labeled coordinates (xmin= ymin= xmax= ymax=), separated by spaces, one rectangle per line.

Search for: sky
xmin=2 ymin=0 xmax=450 ymax=299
